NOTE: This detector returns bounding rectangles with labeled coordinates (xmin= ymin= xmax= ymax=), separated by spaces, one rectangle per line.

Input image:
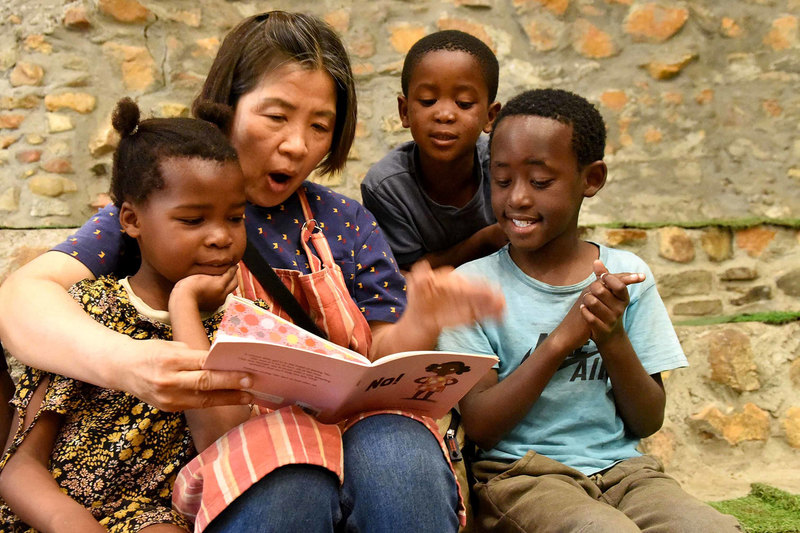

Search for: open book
xmin=204 ymin=295 xmax=498 ymax=423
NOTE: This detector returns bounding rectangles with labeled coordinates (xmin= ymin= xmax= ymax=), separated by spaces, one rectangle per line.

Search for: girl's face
xmin=122 ymin=157 xmax=247 ymax=295
xmin=230 ymin=62 xmax=338 ymax=208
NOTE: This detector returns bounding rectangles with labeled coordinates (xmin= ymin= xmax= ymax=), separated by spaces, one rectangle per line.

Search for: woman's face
xmin=230 ymin=62 xmax=337 ymax=207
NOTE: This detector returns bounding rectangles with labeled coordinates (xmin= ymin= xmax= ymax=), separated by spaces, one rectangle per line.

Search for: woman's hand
xmin=115 ymin=337 xmax=254 ymax=412
xmin=405 ymin=260 xmax=505 ymax=335
xmin=369 ymin=261 xmax=505 ymax=359
xmin=0 ymin=252 xmax=254 ymax=412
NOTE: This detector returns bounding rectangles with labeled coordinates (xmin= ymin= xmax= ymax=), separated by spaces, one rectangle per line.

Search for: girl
xmin=0 ymin=12 xmax=505 ymax=532
xmin=0 ymin=98 xmax=249 ymax=532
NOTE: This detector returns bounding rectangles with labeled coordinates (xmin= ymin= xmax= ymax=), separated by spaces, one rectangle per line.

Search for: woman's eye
xmin=266 ymin=114 xmax=286 ymax=123
xmin=312 ymin=123 xmax=330 ymax=133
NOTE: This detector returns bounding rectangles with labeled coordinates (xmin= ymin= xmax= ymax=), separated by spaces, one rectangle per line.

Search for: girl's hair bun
xmin=111 ymin=97 xmax=141 ymax=137
xmin=194 ymin=100 xmax=234 ymax=134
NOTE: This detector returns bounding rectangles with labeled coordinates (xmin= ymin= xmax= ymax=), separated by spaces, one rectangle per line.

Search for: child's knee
xmin=653 ymin=503 xmax=742 ymax=533
xmin=476 ymin=482 xmax=640 ymax=533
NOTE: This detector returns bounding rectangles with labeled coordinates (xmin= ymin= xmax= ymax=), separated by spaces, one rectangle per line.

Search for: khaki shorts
xmin=471 ymin=453 xmax=742 ymax=533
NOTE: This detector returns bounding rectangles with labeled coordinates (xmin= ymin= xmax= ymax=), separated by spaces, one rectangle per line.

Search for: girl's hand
xmin=149 ymin=263 xmax=252 ymax=412
xmin=405 ymin=260 xmax=505 ymax=335
xmin=171 ymin=264 xmax=239 ymax=312
xmin=579 ymin=260 xmax=644 ymax=346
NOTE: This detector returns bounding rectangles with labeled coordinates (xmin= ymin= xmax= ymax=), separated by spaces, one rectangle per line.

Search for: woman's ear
xmin=118 ymin=201 xmax=141 ymax=238
xmin=582 ymin=161 xmax=607 ymax=198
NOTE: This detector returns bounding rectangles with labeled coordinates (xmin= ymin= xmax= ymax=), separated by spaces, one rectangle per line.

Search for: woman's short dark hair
xmin=111 ymin=97 xmax=238 ymax=207
xmin=194 ymin=11 xmax=356 ymax=175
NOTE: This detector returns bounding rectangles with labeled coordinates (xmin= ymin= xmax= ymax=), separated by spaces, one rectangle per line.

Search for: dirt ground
xmin=674 ymin=463 xmax=800 ymax=502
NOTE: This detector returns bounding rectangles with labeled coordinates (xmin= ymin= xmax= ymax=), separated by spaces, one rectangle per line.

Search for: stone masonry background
xmin=0 ymin=0 xmax=798 ymax=500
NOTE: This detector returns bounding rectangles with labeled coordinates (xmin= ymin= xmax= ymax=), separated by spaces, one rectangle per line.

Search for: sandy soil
xmin=671 ymin=459 xmax=800 ymax=501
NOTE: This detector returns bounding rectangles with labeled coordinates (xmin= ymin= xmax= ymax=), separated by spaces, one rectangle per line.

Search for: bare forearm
xmin=0 ymin=254 xmax=126 ymax=388
xmin=0 ymin=415 xmax=104 ymax=533
xmin=369 ymin=316 xmax=439 ymax=361
xmin=370 ymin=262 xmax=506 ymax=360
xmin=418 ymin=240 xmax=483 ymax=270
xmin=169 ymin=304 xmax=251 ymax=451
xmin=169 ymin=281 xmax=250 ymax=450
xmin=599 ymin=333 xmax=666 ymax=437
xmin=0 ymin=469 xmax=104 ymax=533
xmin=413 ymin=224 xmax=507 ymax=270
xmin=461 ymin=328 xmax=583 ymax=450
xmin=169 ymin=294 xmax=211 ymax=352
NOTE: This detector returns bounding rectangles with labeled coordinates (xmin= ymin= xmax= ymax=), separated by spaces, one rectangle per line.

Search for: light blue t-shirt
xmin=438 ymin=244 xmax=687 ymax=475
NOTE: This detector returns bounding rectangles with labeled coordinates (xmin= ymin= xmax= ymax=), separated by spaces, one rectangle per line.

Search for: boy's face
xmin=399 ymin=50 xmax=499 ymax=166
xmin=490 ymin=115 xmax=604 ymax=262
xmin=123 ymin=158 xmax=247 ymax=286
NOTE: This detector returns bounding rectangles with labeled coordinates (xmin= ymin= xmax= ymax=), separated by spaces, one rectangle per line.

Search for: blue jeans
xmin=205 ymin=414 xmax=460 ymax=532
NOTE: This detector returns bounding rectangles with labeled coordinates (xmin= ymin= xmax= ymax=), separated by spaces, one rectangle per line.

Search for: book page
xmin=207 ymin=295 xmax=499 ymax=423
xmin=206 ymin=334 xmax=366 ymax=422
xmin=333 ymin=351 xmax=498 ymax=420
xmin=218 ymin=295 xmax=368 ymax=364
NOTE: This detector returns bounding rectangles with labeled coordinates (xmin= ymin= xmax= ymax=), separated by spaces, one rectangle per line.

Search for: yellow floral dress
xmin=0 ymin=277 xmax=222 ymax=532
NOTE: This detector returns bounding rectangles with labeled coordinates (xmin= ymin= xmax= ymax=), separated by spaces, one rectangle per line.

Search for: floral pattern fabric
xmin=0 ymin=277 xmax=222 ymax=532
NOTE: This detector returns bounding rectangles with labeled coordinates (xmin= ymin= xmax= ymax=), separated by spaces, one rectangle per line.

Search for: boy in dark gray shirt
xmin=361 ymin=30 xmax=505 ymax=271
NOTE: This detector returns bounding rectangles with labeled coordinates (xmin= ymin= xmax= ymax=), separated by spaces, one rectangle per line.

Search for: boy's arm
xmin=369 ymin=261 xmax=505 ymax=361
xmin=457 ymin=266 xmax=647 ymax=450
xmin=581 ymin=261 xmax=666 ymax=437
xmin=0 ymin=411 xmax=104 ymax=532
xmin=169 ymin=267 xmax=251 ymax=452
xmin=406 ymin=223 xmax=508 ymax=271
xmin=458 ymin=297 xmax=590 ymax=450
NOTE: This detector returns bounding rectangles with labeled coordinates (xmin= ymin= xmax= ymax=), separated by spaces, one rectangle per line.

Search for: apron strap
xmin=241 ymin=238 xmax=327 ymax=340
xmin=297 ymin=188 xmax=339 ymax=273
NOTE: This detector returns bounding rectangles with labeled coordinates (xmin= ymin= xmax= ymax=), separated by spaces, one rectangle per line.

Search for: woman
xmin=0 ymin=11 xmax=503 ymax=532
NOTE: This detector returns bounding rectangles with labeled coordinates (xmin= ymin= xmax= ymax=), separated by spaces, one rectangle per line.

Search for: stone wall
xmin=2 ymin=0 xmax=799 ymax=225
xmin=581 ymin=225 xmax=800 ymax=499
xmin=1 ymin=0 xmax=798 ymax=499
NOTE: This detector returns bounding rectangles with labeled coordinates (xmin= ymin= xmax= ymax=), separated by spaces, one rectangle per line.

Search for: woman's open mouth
xmin=269 ymin=172 xmax=292 ymax=184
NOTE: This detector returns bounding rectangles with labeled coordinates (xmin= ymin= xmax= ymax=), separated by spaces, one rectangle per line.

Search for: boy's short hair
xmin=491 ymin=89 xmax=606 ymax=168
xmin=401 ymin=30 xmax=499 ymax=103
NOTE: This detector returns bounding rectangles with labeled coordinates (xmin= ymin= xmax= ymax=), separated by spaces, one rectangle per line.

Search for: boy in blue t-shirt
xmin=438 ymin=89 xmax=741 ymax=532
xmin=361 ymin=30 xmax=506 ymax=271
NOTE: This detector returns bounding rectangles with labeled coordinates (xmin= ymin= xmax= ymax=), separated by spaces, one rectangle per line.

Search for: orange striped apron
xmin=235 ymin=187 xmax=372 ymax=356
xmin=173 ymin=189 xmax=466 ymax=531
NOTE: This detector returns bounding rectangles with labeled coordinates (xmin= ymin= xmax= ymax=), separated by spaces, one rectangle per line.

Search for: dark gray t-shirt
xmin=360 ymin=136 xmax=495 ymax=266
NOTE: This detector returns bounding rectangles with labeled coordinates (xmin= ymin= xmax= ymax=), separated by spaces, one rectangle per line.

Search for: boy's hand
xmin=171 ymin=265 xmax=239 ymax=312
xmin=579 ymin=260 xmax=644 ymax=346
xmin=405 ymin=260 xmax=505 ymax=335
